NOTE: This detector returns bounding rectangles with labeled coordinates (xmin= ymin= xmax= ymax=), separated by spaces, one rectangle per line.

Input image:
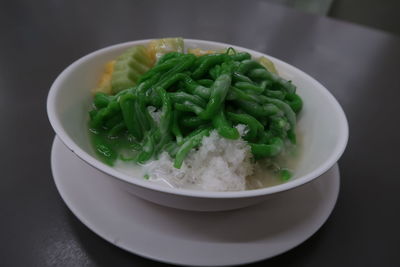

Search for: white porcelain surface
xmin=47 ymin=39 xmax=348 ymax=211
xmin=51 ymin=137 xmax=340 ymax=266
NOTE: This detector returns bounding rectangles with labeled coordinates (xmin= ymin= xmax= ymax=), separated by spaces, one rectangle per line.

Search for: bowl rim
xmin=47 ymin=38 xmax=349 ymax=199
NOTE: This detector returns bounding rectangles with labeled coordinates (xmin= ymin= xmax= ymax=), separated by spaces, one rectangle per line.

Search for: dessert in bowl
xmin=47 ymin=38 xmax=348 ymax=211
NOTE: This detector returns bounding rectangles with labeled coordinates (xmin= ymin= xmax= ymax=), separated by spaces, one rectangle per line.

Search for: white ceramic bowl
xmin=47 ymin=39 xmax=348 ymax=211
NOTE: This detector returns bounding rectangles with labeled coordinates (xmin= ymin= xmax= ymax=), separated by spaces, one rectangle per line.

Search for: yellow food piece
xmin=146 ymin=42 xmax=157 ymax=63
xmin=92 ymin=60 xmax=115 ymax=95
xmin=188 ymin=48 xmax=217 ymax=56
xmin=146 ymin=37 xmax=184 ymax=63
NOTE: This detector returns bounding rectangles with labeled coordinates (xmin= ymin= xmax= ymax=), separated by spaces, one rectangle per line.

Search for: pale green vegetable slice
xmin=258 ymin=56 xmax=278 ymax=75
xmin=110 ymin=45 xmax=153 ymax=94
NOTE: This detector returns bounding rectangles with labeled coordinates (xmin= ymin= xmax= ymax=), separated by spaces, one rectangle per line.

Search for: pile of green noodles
xmin=88 ymin=45 xmax=303 ymax=173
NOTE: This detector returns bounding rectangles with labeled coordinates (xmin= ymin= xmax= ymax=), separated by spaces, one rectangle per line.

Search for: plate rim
xmin=51 ymin=136 xmax=340 ymax=266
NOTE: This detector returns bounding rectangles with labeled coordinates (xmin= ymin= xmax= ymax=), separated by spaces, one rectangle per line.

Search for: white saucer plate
xmin=51 ymin=137 xmax=340 ymax=266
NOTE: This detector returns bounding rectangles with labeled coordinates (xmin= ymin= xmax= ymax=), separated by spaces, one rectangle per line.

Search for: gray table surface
xmin=1 ymin=0 xmax=399 ymax=266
